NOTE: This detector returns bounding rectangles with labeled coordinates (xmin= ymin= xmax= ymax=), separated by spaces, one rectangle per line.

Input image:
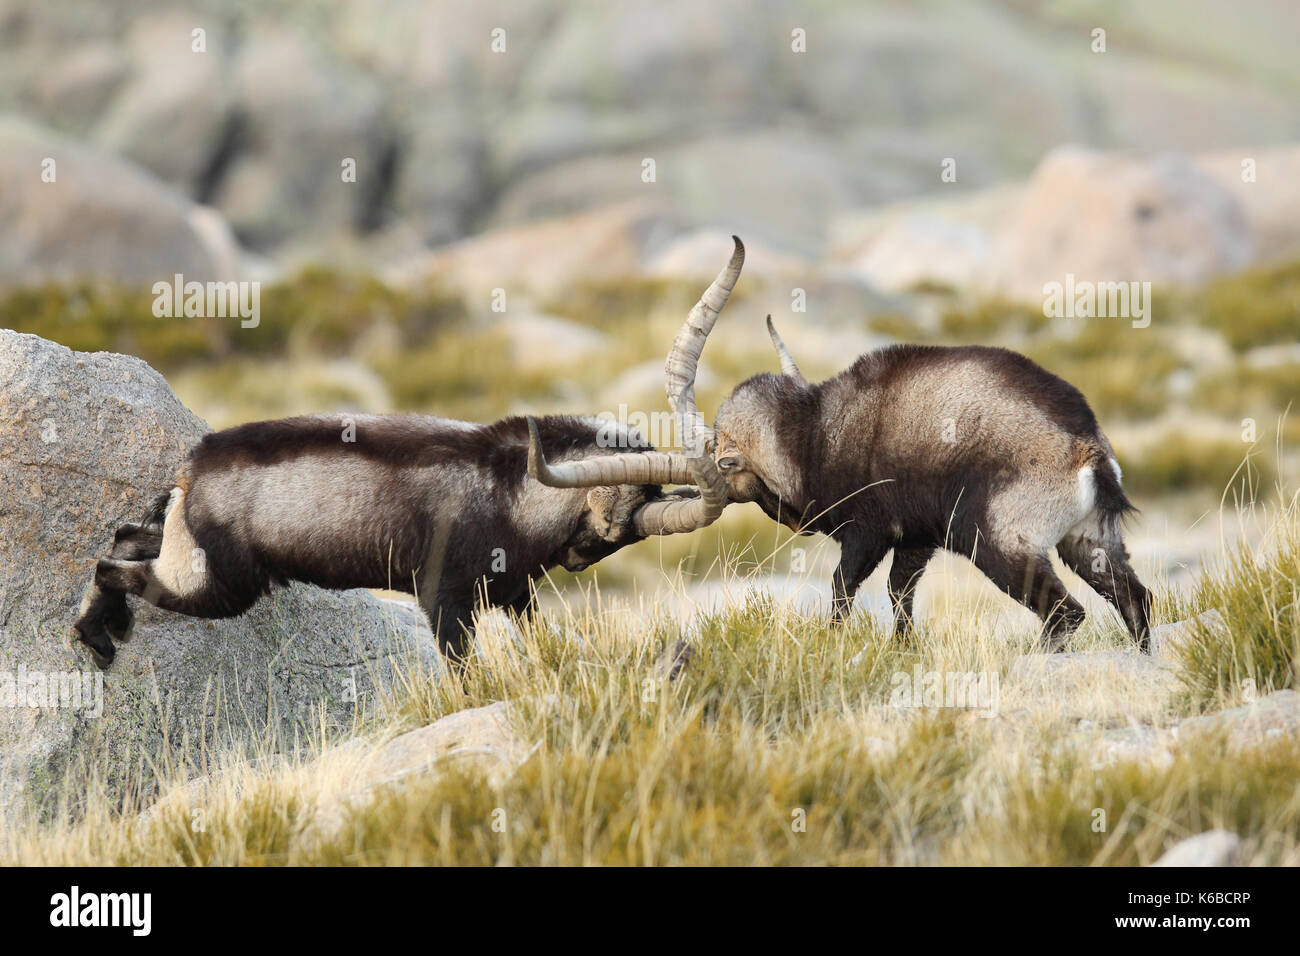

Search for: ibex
xmin=74 ymin=408 xmax=724 ymax=670
xmin=535 ymin=238 xmax=1152 ymax=651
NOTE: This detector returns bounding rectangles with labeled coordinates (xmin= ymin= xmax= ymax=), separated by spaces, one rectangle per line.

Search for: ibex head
xmin=527 ymin=236 xmax=816 ymax=539
xmin=661 ymin=238 xmax=814 ymax=532
xmin=525 ymin=239 xmax=746 ymax=549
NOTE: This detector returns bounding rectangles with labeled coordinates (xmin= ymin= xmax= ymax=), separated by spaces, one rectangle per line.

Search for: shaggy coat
xmin=75 ymin=414 xmax=668 ymax=668
xmin=711 ymin=343 xmax=1151 ymax=650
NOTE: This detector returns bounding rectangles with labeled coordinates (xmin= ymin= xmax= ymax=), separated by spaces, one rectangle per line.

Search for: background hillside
xmin=4 ymin=0 xmax=1299 ymax=610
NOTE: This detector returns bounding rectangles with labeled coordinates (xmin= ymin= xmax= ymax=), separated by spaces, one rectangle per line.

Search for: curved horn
xmin=632 ymin=492 xmax=718 ymax=536
xmin=765 ymin=315 xmax=806 ymax=384
xmin=651 ymin=236 xmax=745 ymax=533
xmin=527 ymin=418 xmax=698 ymax=488
xmin=664 ymin=236 xmax=744 ymax=416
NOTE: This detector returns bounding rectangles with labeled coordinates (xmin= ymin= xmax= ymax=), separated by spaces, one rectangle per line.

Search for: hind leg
xmin=74 ymin=520 xmax=165 ymax=666
xmin=79 ymin=489 xmax=258 ymax=668
xmin=1058 ymin=534 xmax=1152 ymax=652
xmin=975 ymin=547 xmax=1085 ymax=652
xmin=888 ymin=546 xmax=934 ymax=639
xmin=93 ymin=554 xmax=256 ymax=618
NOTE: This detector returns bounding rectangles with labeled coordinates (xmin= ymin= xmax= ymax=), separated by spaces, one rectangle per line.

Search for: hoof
xmin=72 ymin=623 xmax=116 ymax=670
xmin=103 ymin=605 xmax=134 ymax=642
xmin=88 ymin=645 xmax=115 ymax=670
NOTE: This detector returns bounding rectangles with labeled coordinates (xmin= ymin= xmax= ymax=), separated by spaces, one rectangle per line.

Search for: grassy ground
xmin=5 ymin=495 xmax=1297 ymax=866
xmin=4 ymin=258 xmax=1298 ymax=864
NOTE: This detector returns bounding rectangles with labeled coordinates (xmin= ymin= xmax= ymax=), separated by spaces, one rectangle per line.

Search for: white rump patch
xmin=1110 ymin=457 xmax=1122 ymax=483
xmin=1076 ymin=465 xmax=1097 ymax=516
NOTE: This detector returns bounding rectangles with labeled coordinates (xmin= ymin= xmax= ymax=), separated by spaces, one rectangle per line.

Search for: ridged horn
xmin=643 ymin=236 xmax=745 ymax=534
xmin=632 ymin=492 xmax=719 ymax=536
xmin=765 ymin=315 xmax=806 ymax=384
xmin=526 ymin=418 xmax=698 ymax=488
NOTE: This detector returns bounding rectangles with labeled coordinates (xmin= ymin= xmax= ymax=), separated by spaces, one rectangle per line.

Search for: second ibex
xmin=539 ymin=238 xmax=1152 ymax=652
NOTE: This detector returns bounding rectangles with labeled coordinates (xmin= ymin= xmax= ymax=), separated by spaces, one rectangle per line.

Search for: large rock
xmin=1196 ymin=146 xmax=1300 ymax=266
xmin=982 ymin=148 xmax=1253 ymax=301
xmin=0 ymin=116 xmax=242 ymax=285
xmin=829 ymin=187 xmax=1021 ymax=294
xmin=0 ymin=331 xmax=440 ymax=822
xmin=385 ymin=199 xmax=686 ymax=302
xmin=93 ymin=14 xmax=234 ymax=193
xmin=3 ymin=0 xmax=1300 ymax=264
xmin=1178 ymin=689 xmax=1300 ymax=750
xmin=212 ymin=24 xmax=391 ymax=249
xmin=293 ymin=700 xmax=534 ymax=851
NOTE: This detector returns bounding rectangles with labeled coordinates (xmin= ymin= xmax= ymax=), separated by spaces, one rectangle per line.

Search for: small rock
xmin=493 ymin=311 xmax=610 ymax=373
xmin=861 ymin=736 xmax=897 ymax=760
xmin=1150 ymin=830 xmax=1243 ymax=867
xmin=1179 ymin=689 xmax=1300 ymax=749
xmin=1149 ymin=609 xmax=1224 ymax=660
xmin=294 ymin=701 xmax=535 ymax=851
xmin=1085 ymin=726 xmax=1176 ymax=769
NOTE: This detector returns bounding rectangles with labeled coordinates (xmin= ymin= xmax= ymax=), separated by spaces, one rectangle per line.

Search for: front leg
xmin=419 ymin=591 xmax=476 ymax=669
xmin=505 ymin=587 xmax=535 ymax=624
xmin=830 ymin=529 xmax=888 ymax=625
xmin=888 ymin=546 xmax=935 ymax=639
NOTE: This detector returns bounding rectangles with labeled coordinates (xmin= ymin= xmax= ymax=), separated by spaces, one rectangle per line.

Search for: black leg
xmin=1057 ymin=536 xmax=1152 ymax=652
xmin=975 ymin=548 xmax=1085 ymax=652
xmin=505 ymin=588 xmax=535 ymax=624
xmin=888 ymin=546 xmax=935 ymax=638
xmin=830 ymin=529 xmax=889 ymax=625
xmin=74 ymin=521 xmax=165 ymax=651
xmin=420 ymin=593 xmax=475 ymax=668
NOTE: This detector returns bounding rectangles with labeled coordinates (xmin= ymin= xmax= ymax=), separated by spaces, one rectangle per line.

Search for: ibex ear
xmin=585 ymin=486 xmax=635 ymax=541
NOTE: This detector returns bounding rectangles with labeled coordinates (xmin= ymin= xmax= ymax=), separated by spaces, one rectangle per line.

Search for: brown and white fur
xmin=74 ymin=413 xmax=701 ymax=669
xmin=713 ymin=340 xmax=1151 ymax=651
xmin=574 ymin=237 xmax=1150 ymax=652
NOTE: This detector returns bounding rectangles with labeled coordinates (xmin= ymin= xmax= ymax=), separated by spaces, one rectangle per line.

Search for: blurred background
xmin=2 ymin=0 xmax=1297 ymax=609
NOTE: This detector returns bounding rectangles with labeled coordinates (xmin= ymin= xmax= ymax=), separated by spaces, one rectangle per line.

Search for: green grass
xmin=1124 ymin=432 xmax=1279 ymax=498
xmin=0 ymin=268 xmax=466 ymax=371
xmin=7 ymin=492 xmax=1300 ymax=866
xmin=8 ymin=259 xmax=1299 ymax=499
xmin=8 ymin=587 xmax=1297 ymax=864
xmin=1197 ymin=259 xmax=1300 ymax=352
xmin=1171 ymin=499 xmax=1300 ymax=710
